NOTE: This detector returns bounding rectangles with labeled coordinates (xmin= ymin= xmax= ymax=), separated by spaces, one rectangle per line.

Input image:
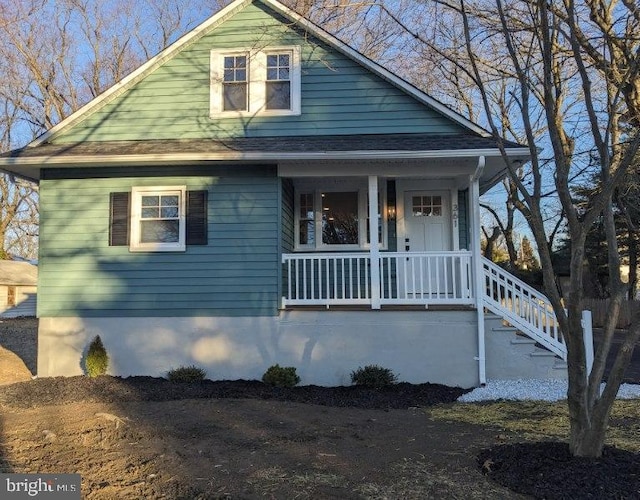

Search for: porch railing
xmin=481 ymin=257 xmax=567 ymax=360
xmin=281 ymin=251 xmax=474 ymax=307
xmin=379 ymin=252 xmax=474 ymax=305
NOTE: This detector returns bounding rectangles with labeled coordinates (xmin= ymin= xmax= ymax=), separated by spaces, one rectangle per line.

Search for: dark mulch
xmin=2 ymin=376 xmax=639 ymax=499
xmin=478 ymin=441 xmax=640 ymax=499
xmin=0 ymin=375 xmax=468 ymax=409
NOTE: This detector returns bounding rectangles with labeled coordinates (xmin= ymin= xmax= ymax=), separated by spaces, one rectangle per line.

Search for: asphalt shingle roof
xmin=4 ymin=133 xmax=525 ymax=159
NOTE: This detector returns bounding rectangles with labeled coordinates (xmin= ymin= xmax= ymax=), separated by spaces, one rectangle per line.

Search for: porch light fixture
xmin=387 ymin=206 xmax=396 ymax=220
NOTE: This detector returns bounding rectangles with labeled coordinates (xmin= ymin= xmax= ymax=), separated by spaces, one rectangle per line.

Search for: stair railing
xmin=481 ymin=257 xmax=567 ymax=360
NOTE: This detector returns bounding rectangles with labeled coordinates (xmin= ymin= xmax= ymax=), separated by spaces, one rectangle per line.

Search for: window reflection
xmin=322 ymin=192 xmax=358 ymax=245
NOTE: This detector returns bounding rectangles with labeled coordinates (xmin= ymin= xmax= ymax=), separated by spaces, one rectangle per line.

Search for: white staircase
xmin=484 ymin=313 xmax=568 ymax=380
xmin=482 ymin=257 xmax=567 ymax=366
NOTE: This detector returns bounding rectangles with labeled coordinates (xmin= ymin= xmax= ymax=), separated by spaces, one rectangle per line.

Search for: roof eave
xmin=0 ymin=147 xmax=530 ymax=182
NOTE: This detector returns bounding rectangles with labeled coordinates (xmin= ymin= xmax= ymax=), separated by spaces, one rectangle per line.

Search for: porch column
xmin=368 ymin=175 xmax=381 ymax=309
xmin=471 ymin=158 xmax=487 ymax=385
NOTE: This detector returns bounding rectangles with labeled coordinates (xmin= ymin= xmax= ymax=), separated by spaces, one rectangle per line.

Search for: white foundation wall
xmin=38 ymin=310 xmax=480 ymax=388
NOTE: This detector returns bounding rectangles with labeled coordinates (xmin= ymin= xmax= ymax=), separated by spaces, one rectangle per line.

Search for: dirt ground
xmin=0 ymin=318 xmax=639 ymax=499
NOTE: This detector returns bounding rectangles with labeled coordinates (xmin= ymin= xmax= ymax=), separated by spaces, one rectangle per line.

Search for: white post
xmin=368 ymin=175 xmax=381 ymax=309
xmin=582 ymin=310 xmax=594 ymax=378
xmin=471 ymin=157 xmax=486 ymax=385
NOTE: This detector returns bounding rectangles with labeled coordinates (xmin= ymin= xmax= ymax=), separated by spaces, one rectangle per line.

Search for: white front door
xmin=404 ymin=191 xmax=451 ymax=252
xmin=401 ymin=191 xmax=452 ymax=298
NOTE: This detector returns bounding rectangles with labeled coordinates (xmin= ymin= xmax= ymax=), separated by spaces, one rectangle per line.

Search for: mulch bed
xmin=478 ymin=441 xmax=640 ymax=499
xmin=0 ymin=375 xmax=468 ymax=409
xmin=1 ymin=376 xmax=639 ymax=499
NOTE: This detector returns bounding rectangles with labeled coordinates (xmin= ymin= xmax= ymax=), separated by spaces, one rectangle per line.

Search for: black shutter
xmin=109 ymin=192 xmax=130 ymax=246
xmin=186 ymin=190 xmax=208 ymax=245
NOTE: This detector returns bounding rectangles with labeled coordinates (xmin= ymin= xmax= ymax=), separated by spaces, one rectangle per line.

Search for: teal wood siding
xmin=281 ymin=178 xmax=294 ymax=253
xmin=53 ymin=2 xmax=466 ymax=144
xmin=38 ymin=168 xmax=280 ymax=317
xmin=280 ymin=178 xmax=294 ymax=301
xmin=458 ymin=190 xmax=469 ymax=250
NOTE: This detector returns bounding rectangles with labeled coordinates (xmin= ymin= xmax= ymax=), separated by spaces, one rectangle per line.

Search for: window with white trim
xmin=130 ymin=186 xmax=186 ymax=252
xmin=222 ymin=54 xmax=248 ymax=111
xmin=294 ymin=182 xmax=387 ymax=250
xmin=210 ymin=46 xmax=301 ymax=117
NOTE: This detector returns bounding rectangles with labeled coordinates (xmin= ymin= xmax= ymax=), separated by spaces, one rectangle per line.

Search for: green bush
xmin=85 ymin=335 xmax=109 ymax=377
xmin=167 ymin=365 xmax=207 ymax=382
xmin=350 ymin=365 xmax=398 ymax=388
xmin=262 ymin=364 xmax=300 ymax=388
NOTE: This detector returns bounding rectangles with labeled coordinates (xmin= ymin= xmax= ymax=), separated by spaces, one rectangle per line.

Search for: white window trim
xmin=130 ymin=186 xmax=186 ymax=252
xmin=210 ymin=46 xmax=301 ymax=118
xmin=294 ymin=180 xmax=388 ymax=252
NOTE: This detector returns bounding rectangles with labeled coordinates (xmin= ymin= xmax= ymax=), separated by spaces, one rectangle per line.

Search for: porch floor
xmin=280 ymin=304 xmax=476 ymax=312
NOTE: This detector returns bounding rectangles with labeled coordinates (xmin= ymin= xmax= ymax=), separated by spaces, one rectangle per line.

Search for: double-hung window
xmin=265 ymin=53 xmax=291 ymax=110
xmin=222 ymin=54 xmax=248 ymax=111
xmin=211 ymin=46 xmax=301 ymax=117
xmin=130 ymin=186 xmax=186 ymax=252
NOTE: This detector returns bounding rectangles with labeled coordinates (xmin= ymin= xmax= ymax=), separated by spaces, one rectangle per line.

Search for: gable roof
xmin=29 ymin=0 xmax=489 ymax=148
xmin=0 ymin=261 xmax=37 ymax=286
xmin=0 ymin=0 xmax=530 ymax=190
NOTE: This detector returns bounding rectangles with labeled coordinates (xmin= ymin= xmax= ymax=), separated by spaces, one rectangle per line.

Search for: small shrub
xmin=350 ymin=365 xmax=398 ymax=388
xmin=167 ymin=365 xmax=206 ymax=382
xmin=85 ymin=335 xmax=109 ymax=377
xmin=262 ymin=364 xmax=300 ymax=388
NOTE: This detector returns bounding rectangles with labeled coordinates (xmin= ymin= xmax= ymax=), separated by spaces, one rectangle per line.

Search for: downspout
xmin=471 ymin=156 xmax=486 ymax=385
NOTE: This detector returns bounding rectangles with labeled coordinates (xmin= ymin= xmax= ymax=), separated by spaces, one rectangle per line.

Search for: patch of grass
xmin=427 ymin=399 xmax=640 ymax=452
xmin=248 ymin=466 xmax=348 ymax=496
xmin=356 ymin=458 xmax=512 ymax=499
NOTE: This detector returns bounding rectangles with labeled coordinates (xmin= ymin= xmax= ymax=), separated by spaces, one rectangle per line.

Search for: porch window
xmin=299 ymin=193 xmax=315 ymax=245
xmin=294 ymin=182 xmax=387 ymax=250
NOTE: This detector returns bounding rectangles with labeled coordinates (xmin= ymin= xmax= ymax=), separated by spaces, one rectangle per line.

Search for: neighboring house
xmin=0 ymin=260 xmax=37 ymax=318
xmin=0 ymin=0 xmax=570 ymax=387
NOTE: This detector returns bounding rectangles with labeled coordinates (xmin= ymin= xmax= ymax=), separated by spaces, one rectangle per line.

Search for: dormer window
xmin=210 ymin=46 xmax=301 ymax=117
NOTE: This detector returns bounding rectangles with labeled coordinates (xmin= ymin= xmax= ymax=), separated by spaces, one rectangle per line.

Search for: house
xmin=0 ymin=260 xmax=37 ymax=318
xmin=0 ymin=0 xmax=570 ymax=387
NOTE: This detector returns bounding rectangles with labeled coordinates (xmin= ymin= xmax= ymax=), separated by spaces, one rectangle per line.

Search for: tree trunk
xmin=569 ymin=416 xmax=607 ymax=457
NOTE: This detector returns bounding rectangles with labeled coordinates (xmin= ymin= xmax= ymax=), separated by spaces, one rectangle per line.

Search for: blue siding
xmin=38 ymin=168 xmax=280 ymax=317
xmin=53 ymin=1 xmax=466 ymax=143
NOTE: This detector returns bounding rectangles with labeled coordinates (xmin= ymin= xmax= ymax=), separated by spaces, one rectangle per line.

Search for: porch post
xmin=471 ymin=158 xmax=487 ymax=385
xmin=368 ymin=175 xmax=381 ymax=309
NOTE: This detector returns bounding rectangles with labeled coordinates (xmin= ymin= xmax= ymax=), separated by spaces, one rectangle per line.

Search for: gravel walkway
xmin=459 ymin=378 xmax=640 ymax=402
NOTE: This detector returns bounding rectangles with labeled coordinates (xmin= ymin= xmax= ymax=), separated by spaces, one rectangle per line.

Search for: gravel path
xmin=459 ymin=378 xmax=640 ymax=402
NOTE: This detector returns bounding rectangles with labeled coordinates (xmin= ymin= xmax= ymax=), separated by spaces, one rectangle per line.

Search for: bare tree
xmin=404 ymin=0 xmax=640 ymax=457
xmin=0 ymin=0 xmax=213 ymax=258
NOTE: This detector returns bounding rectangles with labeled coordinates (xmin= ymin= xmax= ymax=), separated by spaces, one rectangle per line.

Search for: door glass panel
xmin=412 ymin=195 xmax=442 ymax=217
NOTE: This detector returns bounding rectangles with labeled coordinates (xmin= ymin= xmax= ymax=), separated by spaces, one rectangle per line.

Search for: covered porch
xmin=278 ymin=153 xmax=503 ymax=310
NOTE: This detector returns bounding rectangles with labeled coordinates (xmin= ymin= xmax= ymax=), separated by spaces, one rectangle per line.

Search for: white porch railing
xmin=481 ymin=256 xmax=567 ymax=360
xmin=379 ymin=252 xmax=474 ymax=305
xmin=281 ymin=251 xmax=474 ymax=307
